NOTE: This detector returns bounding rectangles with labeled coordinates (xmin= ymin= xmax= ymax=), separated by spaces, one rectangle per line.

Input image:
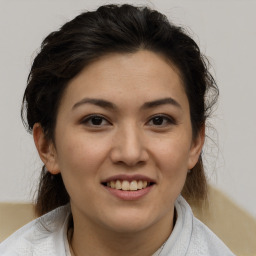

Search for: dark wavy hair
xmin=21 ymin=4 xmax=218 ymax=216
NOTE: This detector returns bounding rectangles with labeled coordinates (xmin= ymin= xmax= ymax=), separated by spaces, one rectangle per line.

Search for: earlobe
xmin=33 ymin=123 xmax=60 ymax=175
xmin=188 ymin=125 xmax=205 ymax=170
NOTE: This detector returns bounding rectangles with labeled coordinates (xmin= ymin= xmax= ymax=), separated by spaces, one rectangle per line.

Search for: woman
xmin=0 ymin=4 xmax=235 ymax=256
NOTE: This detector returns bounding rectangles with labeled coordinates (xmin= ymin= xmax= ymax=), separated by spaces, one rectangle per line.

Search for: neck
xmin=69 ymin=209 xmax=175 ymax=256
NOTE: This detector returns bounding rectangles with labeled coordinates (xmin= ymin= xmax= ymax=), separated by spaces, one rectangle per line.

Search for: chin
xmin=101 ymin=209 xmax=160 ymax=234
xmin=106 ymin=220 xmax=151 ymax=234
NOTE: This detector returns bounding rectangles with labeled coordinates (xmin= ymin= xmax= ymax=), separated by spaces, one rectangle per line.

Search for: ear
xmin=187 ymin=124 xmax=205 ymax=170
xmin=33 ymin=123 xmax=60 ymax=174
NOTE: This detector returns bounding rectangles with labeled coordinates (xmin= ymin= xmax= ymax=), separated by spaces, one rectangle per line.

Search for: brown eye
xmin=147 ymin=115 xmax=176 ymax=127
xmin=152 ymin=116 xmax=165 ymax=125
xmin=82 ymin=115 xmax=110 ymax=127
xmin=91 ymin=116 xmax=104 ymax=125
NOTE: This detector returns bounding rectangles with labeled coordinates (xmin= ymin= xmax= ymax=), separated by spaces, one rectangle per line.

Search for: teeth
xmin=137 ymin=180 xmax=143 ymax=189
xmin=116 ymin=180 xmax=122 ymax=190
xmin=129 ymin=180 xmax=137 ymax=191
xmin=110 ymin=181 xmax=115 ymax=189
xmin=122 ymin=180 xmax=130 ymax=191
xmin=105 ymin=180 xmax=151 ymax=191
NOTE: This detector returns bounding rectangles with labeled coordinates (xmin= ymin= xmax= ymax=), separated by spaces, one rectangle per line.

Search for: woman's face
xmin=39 ymin=50 xmax=204 ymax=233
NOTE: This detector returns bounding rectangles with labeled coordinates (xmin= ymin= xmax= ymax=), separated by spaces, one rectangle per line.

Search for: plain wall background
xmin=0 ymin=0 xmax=255 ymax=218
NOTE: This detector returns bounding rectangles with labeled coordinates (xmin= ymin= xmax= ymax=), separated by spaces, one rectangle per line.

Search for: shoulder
xmin=186 ymin=216 xmax=235 ymax=256
xmin=0 ymin=204 xmax=70 ymax=256
xmin=176 ymin=196 xmax=235 ymax=256
xmin=162 ymin=196 xmax=235 ymax=256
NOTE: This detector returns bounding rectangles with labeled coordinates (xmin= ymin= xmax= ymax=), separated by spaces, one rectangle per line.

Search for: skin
xmin=33 ymin=50 xmax=204 ymax=256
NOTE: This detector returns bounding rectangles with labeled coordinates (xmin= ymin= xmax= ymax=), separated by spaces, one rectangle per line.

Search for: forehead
xmin=60 ymin=50 xmax=188 ymax=110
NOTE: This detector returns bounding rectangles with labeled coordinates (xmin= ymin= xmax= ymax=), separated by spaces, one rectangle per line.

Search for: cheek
xmin=55 ymin=135 xmax=110 ymax=205
xmin=159 ymin=147 xmax=188 ymax=187
xmin=154 ymin=134 xmax=191 ymax=171
xmin=152 ymin=134 xmax=191 ymax=193
xmin=55 ymin=132 xmax=110 ymax=183
xmin=158 ymin=151 xmax=188 ymax=205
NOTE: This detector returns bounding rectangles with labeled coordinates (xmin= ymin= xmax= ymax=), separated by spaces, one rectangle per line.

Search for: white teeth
xmin=110 ymin=181 xmax=115 ymax=189
xmin=116 ymin=180 xmax=122 ymax=190
xmin=122 ymin=180 xmax=130 ymax=191
xmin=105 ymin=180 xmax=151 ymax=191
xmin=137 ymin=180 xmax=143 ymax=189
xmin=129 ymin=180 xmax=137 ymax=191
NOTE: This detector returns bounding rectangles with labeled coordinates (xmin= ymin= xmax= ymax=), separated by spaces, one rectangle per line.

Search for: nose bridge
xmin=110 ymin=121 xmax=147 ymax=166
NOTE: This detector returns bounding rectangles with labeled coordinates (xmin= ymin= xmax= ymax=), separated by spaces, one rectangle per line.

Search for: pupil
xmin=153 ymin=117 xmax=163 ymax=125
xmin=92 ymin=117 xmax=102 ymax=125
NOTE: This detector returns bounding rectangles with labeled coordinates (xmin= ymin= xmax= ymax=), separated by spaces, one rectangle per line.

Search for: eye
xmin=147 ymin=115 xmax=176 ymax=127
xmin=81 ymin=115 xmax=110 ymax=127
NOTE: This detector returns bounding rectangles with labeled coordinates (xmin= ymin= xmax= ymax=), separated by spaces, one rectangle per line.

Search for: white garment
xmin=0 ymin=196 xmax=235 ymax=256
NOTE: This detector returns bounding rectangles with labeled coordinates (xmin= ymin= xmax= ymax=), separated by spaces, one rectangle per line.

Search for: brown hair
xmin=22 ymin=4 xmax=218 ymax=216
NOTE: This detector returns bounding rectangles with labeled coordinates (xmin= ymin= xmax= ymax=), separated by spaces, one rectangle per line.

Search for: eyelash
xmin=81 ymin=114 xmax=176 ymax=128
xmin=147 ymin=114 xmax=176 ymax=127
xmin=81 ymin=114 xmax=111 ymax=127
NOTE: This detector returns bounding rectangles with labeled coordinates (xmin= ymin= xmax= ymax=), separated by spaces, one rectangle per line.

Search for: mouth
xmin=101 ymin=175 xmax=156 ymax=200
xmin=101 ymin=180 xmax=155 ymax=191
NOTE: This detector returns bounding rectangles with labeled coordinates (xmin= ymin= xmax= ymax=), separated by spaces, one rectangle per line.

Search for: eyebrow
xmin=141 ymin=97 xmax=181 ymax=110
xmin=72 ymin=98 xmax=117 ymax=110
xmin=72 ymin=97 xmax=181 ymax=111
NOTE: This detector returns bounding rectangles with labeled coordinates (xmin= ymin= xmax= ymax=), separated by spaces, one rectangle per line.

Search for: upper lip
xmin=101 ymin=174 xmax=156 ymax=184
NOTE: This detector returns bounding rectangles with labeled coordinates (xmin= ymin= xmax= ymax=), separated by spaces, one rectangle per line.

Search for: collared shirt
xmin=0 ymin=196 xmax=235 ymax=256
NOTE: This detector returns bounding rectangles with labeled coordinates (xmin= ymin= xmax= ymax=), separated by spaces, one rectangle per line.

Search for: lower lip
xmin=103 ymin=185 xmax=154 ymax=200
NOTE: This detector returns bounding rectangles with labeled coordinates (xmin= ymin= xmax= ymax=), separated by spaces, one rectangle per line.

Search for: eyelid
xmin=80 ymin=113 xmax=176 ymax=127
xmin=146 ymin=114 xmax=177 ymax=126
xmin=81 ymin=114 xmax=111 ymax=126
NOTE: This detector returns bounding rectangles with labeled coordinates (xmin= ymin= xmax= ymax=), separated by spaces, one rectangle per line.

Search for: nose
xmin=110 ymin=123 xmax=149 ymax=167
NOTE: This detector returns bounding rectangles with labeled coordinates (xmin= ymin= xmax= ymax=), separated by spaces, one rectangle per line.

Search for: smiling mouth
xmin=102 ymin=180 xmax=155 ymax=191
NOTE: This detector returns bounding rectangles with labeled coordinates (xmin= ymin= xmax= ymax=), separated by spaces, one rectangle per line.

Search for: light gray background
xmin=0 ymin=0 xmax=255 ymax=218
